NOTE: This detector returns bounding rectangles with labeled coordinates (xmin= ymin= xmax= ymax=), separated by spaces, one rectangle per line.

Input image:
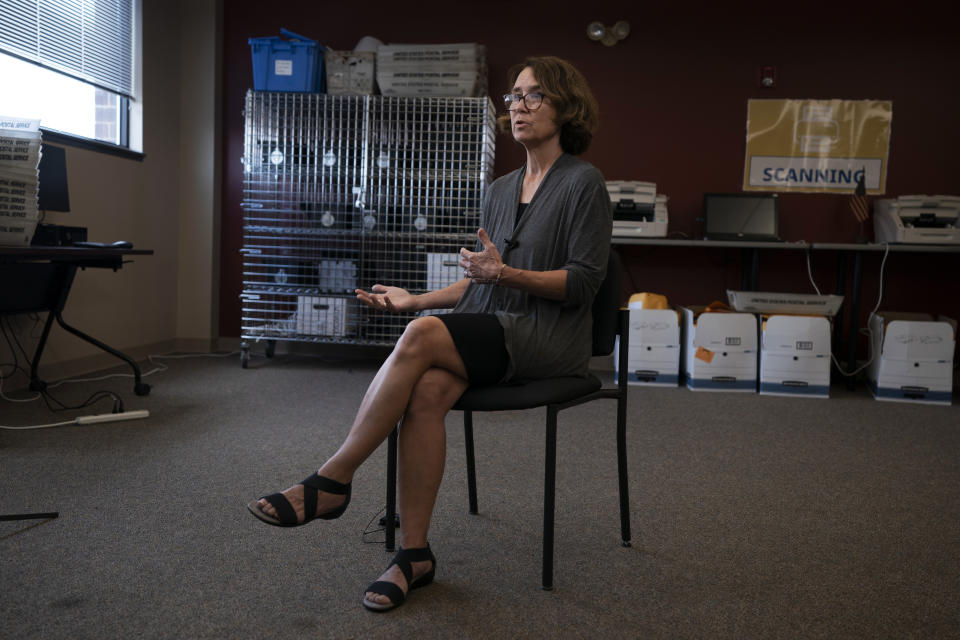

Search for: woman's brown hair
xmin=496 ymin=56 xmax=599 ymax=155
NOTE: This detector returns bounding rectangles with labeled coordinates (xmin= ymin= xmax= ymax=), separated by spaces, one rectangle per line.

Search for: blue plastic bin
xmin=249 ymin=28 xmax=326 ymax=92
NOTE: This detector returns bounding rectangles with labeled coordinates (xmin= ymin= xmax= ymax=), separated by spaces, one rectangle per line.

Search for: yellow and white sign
xmin=744 ymin=99 xmax=892 ymax=194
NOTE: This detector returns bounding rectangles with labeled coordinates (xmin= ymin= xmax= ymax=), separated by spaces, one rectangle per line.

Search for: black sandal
xmin=362 ymin=545 xmax=436 ymax=612
xmin=246 ymin=472 xmax=351 ymax=527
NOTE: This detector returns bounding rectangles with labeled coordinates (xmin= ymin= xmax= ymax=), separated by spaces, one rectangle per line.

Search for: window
xmin=0 ymin=0 xmax=139 ymax=151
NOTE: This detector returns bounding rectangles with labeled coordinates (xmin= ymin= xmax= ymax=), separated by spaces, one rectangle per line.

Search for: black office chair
xmin=384 ymin=250 xmax=631 ymax=590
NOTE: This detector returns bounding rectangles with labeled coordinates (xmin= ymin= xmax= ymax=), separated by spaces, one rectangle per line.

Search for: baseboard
xmin=223 ymin=336 xmax=391 ymax=365
xmin=2 ymin=333 xmax=617 ymax=394
xmin=0 ymin=339 xmax=230 ymax=393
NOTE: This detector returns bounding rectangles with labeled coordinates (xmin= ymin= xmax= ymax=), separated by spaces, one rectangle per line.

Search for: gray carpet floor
xmin=1 ymin=352 xmax=958 ymax=639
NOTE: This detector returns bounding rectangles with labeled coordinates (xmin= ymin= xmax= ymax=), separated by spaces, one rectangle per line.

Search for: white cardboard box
xmin=867 ymin=312 xmax=955 ymax=405
xmin=296 ymin=296 xmax=356 ymax=337
xmin=759 ymin=315 xmax=832 ymax=398
xmin=680 ymin=306 xmax=758 ymax=392
xmin=324 ymin=51 xmax=376 ymax=95
xmin=426 ymin=252 xmax=460 ymax=291
xmin=615 ymin=307 xmax=680 ymax=386
xmin=318 ymin=259 xmax=358 ymax=292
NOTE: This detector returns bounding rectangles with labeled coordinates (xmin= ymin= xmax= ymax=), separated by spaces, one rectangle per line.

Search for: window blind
xmin=0 ymin=0 xmax=135 ymax=97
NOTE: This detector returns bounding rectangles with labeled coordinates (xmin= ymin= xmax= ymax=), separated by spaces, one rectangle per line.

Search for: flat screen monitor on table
xmin=703 ymin=193 xmax=780 ymax=241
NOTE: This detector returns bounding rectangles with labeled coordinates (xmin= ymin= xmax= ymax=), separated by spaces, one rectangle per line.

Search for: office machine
xmin=874 ymin=195 xmax=960 ymax=244
xmin=607 ymin=180 xmax=668 ymax=237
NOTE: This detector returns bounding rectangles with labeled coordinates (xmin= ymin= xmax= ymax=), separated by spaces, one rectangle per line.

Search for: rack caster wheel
xmin=240 ymin=342 xmax=250 ymax=369
xmin=265 ymin=340 xmax=276 ymax=358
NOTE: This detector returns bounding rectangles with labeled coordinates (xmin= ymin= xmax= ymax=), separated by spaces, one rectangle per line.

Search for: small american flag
xmin=850 ymin=171 xmax=868 ymax=222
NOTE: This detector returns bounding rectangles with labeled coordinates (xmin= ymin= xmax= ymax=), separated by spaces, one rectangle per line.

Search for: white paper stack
xmin=0 ymin=116 xmax=41 ymax=246
xmin=376 ymin=43 xmax=487 ymax=97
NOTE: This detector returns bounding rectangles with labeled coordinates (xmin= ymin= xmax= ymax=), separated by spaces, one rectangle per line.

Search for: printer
xmin=874 ymin=195 xmax=960 ymax=244
xmin=607 ymin=180 xmax=668 ymax=237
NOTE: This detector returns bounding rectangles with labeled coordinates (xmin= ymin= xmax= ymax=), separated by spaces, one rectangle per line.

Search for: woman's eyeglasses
xmin=503 ymin=92 xmax=545 ymax=111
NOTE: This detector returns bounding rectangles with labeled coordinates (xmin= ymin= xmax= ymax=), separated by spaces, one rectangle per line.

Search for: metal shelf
xmin=239 ymin=91 xmax=496 ymax=360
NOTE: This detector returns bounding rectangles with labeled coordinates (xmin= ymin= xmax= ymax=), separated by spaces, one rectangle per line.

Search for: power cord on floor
xmin=0 ymin=338 xmax=238 ymax=430
xmin=1 ymin=369 xmax=123 ymax=430
xmin=43 ymin=351 xmax=239 ymax=390
xmin=1 ymin=316 xmax=124 ymax=423
xmin=361 ymin=505 xmax=401 ymax=545
xmin=804 ymin=242 xmax=891 ymax=378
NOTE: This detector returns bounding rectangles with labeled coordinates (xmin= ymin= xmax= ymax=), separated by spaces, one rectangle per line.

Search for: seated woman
xmin=247 ymin=55 xmax=612 ymax=612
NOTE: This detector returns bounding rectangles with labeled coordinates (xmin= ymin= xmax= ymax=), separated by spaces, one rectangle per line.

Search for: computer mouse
xmin=110 ymin=240 xmax=133 ymax=249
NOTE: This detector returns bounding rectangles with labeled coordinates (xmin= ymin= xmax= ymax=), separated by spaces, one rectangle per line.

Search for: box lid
xmin=762 ymin=315 xmax=831 ymax=356
xmin=879 ymin=320 xmax=955 ymax=360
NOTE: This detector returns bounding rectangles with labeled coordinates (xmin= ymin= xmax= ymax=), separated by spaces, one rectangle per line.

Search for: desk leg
xmin=832 ymin=252 xmax=847 ymax=379
xmin=28 ymin=310 xmax=59 ymax=392
xmin=385 ymin=425 xmax=398 ymax=552
xmin=845 ymin=251 xmax=863 ymax=391
xmin=740 ymin=248 xmax=760 ymax=290
xmin=55 ymin=312 xmax=151 ymax=396
xmin=0 ymin=512 xmax=59 ymax=522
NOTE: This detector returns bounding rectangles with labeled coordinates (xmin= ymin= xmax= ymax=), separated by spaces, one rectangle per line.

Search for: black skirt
xmin=436 ymin=313 xmax=509 ymax=386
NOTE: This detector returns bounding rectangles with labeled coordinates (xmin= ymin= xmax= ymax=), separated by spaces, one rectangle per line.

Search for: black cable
xmin=0 ymin=319 xmax=22 ymax=368
xmin=361 ymin=505 xmax=393 ymax=545
xmin=360 ymin=506 xmax=400 ymax=544
xmin=42 ymin=389 xmax=121 ymax=414
xmin=2 ymin=316 xmax=33 ymax=364
xmin=0 ymin=319 xmax=30 ymax=384
xmin=2 ymin=316 xmax=125 ymax=414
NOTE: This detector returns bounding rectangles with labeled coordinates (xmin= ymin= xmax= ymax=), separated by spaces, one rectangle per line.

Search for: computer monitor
xmin=703 ymin=193 xmax=779 ymax=241
xmin=38 ymin=144 xmax=70 ymax=212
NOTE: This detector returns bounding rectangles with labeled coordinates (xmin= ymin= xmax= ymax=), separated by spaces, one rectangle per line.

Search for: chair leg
xmin=542 ymin=405 xmax=558 ymax=591
xmin=385 ymin=425 xmax=398 ymax=551
xmin=463 ymin=410 xmax=478 ymax=514
xmin=616 ymin=307 xmax=632 ymax=547
xmin=616 ymin=401 xmax=632 ymax=547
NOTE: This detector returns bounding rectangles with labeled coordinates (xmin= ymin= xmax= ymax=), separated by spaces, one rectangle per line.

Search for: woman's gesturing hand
xmin=355 ymin=285 xmax=417 ymax=313
xmin=459 ymin=228 xmax=504 ymax=284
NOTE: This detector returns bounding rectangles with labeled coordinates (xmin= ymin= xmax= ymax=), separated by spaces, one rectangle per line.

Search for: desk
xmin=0 ymin=246 xmax=154 ymax=396
xmin=610 ymin=237 xmax=810 ymax=290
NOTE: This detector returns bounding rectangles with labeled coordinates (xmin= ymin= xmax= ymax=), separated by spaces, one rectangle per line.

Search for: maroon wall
xmin=220 ymin=3 xmax=960 ymax=350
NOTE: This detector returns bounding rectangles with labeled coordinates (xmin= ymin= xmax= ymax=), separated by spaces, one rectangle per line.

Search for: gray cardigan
xmin=453 ymin=153 xmax=612 ymax=381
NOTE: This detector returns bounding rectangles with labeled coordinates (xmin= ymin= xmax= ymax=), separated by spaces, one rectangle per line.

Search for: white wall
xmin=177 ymin=0 xmax=221 ymax=348
xmin=0 ymin=0 xmax=222 ymax=385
